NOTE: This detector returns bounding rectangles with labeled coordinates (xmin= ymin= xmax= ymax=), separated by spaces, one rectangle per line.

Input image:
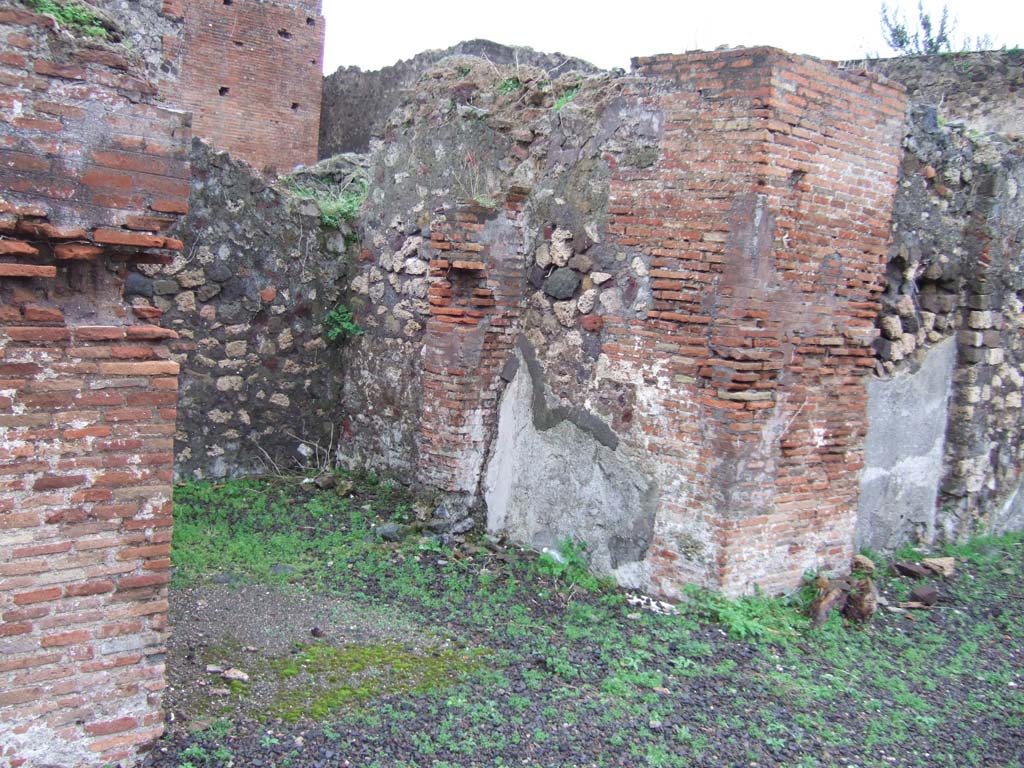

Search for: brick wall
xmin=331 ymin=52 xmax=906 ymax=596
xmin=627 ymin=49 xmax=905 ymax=594
xmin=1 ymin=5 xmax=188 ymax=766
xmin=172 ymin=0 xmax=324 ymax=172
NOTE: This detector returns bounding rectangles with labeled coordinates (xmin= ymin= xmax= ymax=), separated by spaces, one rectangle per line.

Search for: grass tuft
xmin=22 ymin=0 xmax=108 ymax=38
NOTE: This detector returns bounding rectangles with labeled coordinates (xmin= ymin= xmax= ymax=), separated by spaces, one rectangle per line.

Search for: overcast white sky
xmin=320 ymin=0 xmax=1021 ymax=74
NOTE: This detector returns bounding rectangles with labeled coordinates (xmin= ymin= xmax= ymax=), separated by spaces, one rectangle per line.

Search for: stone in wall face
xmin=543 ymin=268 xmax=581 ymax=300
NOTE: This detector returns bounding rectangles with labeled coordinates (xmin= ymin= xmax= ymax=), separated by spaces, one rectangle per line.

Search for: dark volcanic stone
xmin=910 ymin=584 xmax=939 ymax=605
xmin=123 ymin=271 xmax=154 ymax=298
xmin=893 ymin=561 xmax=931 ymax=579
xmin=543 ymin=268 xmax=581 ymax=300
xmin=152 ymin=279 xmax=179 ymax=296
xmin=207 ymin=261 xmax=233 ymax=282
xmin=376 ymin=522 xmax=402 ymax=542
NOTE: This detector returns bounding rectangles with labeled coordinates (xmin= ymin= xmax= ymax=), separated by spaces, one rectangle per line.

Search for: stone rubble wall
xmin=335 ymin=50 xmax=907 ymax=596
xmin=319 ymin=39 xmax=599 ymax=156
xmin=89 ymin=0 xmax=183 ymax=88
xmin=860 ymin=72 xmax=1024 ymax=548
xmin=850 ymin=50 xmax=1024 ymax=138
xmin=129 ymin=140 xmax=350 ymax=480
xmin=0 ymin=4 xmax=189 ymax=766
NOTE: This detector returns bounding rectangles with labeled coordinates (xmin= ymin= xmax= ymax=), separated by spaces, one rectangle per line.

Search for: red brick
xmin=91 ymin=229 xmax=166 ymax=248
xmin=0 ymin=622 xmax=32 ymax=637
xmin=0 ymin=687 xmax=42 ymax=707
xmin=4 ymin=326 xmax=70 ymax=342
xmin=54 ymin=243 xmax=104 ymax=261
xmin=32 ymin=474 xmax=86 ymax=491
xmin=149 ymin=197 xmax=188 ymax=215
xmin=11 ymin=541 xmax=72 ymax=558
xmin=0 ymin=240 xmax=39 ymax=256
xmin=131 ymin=306 xmax=163 ymax=320
xmin=98 ymin=361 xmax=179 ymax=377
xmin=33 ymin=60 xmax=86 ymax=80
xmin=21 ymin=305 xmax=64 ymax=323
xmin=40 ymin=629 xmax=91 ymax=647
xmin=0 ymin=263 xmax=55 ymax=278
xmin=74 ymin=326 xmax=125 ymax=341
xmin=17 ymin=222 xmax=88 ymax=240
xmin=85 ymin=716 xmax=138 ymax=737
xmin=12 ymin=116 xmax=63 ymax=132
xmin=115 ymin=572 xmax=169 ymax=590
xmin=63 ymin=426 xmax=112 ymax=439
xmin=125 ymin=391 xmax=177 ymax=406
xmin=12 ymin=586 xmax=61 ymax=605
xmin=125 ymin=326 xmax=178 ymax=341
xmin=64 ymin=580 xmax=114 ymax=597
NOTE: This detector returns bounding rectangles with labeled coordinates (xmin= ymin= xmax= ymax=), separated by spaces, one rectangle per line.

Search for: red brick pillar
xmin=623 ymin=49 xmax=905 ymax=594
xmin=1 ymin=5 xmax=190 ymax=763
xmin=0 ymin=323 xmax=179 ymax=765
xmin=173 ymin=0 xmax=325 ymax=171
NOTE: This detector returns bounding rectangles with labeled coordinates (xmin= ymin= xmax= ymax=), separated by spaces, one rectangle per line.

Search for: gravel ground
xmin=144 ymin=537 xmax=1024 ymax=768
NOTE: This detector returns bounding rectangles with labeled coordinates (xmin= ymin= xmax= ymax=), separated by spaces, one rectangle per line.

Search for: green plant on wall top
xmin=498 ymin=77 xmax=522 ymax=95
xmin=324 ymin=303 xmax=363 ymax=342
xmin=22 ymin=0 xmax=108 ymax=38
xmin=552 ymin=85 xmax=580 ymax=112
xmin=284 ymin=176 xmax=367 ymax=230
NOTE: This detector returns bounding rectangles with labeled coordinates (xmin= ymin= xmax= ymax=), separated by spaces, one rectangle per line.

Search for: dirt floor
xmin=142 ymin=478 xmax=1024 ymax=768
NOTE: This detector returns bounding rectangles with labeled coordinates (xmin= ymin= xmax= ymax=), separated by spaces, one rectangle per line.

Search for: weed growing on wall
xmin=451 ymin=153 xmax=498 ymax=209
xmin=552 ymin=84 xmax=580 ymax=112
xmin=323 ymin=303 xmax=363 ymax=342
xmin=498 ymin=77 xmax=522 ymax=95
xmin=21 ymin=0 xmax=108 ymax=38
xmin=283 ymin=176 xmax=367 ymax=229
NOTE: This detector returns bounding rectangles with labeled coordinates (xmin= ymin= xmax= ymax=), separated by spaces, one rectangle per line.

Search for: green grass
xmin=167 ymin=478 xmax=1024 ymax=766
xmin=270 ymin=642 xmax=487 ymax=723
xmin=171 ymin=475 xmax=411 ymax=587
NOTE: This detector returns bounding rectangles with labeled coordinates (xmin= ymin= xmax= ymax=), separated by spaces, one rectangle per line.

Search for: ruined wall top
xmin=848 ymin=50 xmax=1024 ymax=138
xmin=319 ymin=39 xmax=598 ymax=157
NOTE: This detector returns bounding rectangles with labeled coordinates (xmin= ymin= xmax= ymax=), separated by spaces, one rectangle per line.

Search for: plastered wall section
xmin=0 ymin=6 xmax=189 ymax=766
xmin=172 ymin=0 xmax=324 ymax=172
xmin=627 ymin=50 xmax=906 ymax=595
